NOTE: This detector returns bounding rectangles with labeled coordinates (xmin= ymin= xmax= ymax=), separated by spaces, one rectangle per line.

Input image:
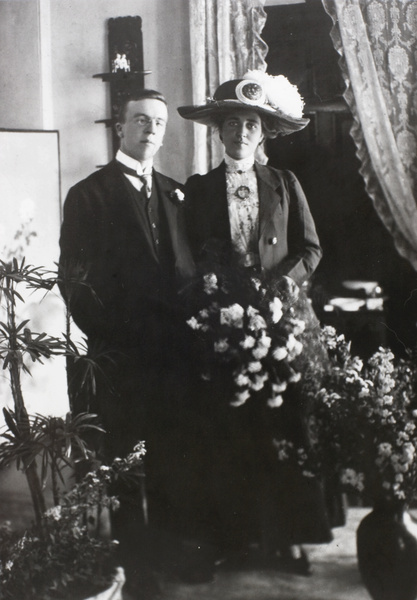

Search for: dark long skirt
xmin=153 ymin=289 xmax=345 ymax=556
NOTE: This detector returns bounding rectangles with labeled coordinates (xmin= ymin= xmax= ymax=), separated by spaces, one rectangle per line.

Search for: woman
xmin=177 ymin=71 xmax=337 ymax=576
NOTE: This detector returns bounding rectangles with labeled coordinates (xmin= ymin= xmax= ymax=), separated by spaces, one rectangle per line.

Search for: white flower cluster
xmin=243 ymin=70 xmax=305 ymax=119
xmin=45 ymin=505 xmax=62 ymax=521
xmin=320 ymin=325 xmax=344 ymax=350
xmin=230 ymin=303 xmax=303 ymax=407
xmin=186 ymin=270 xmax=306 ymax=409
xmin=187 ymin=271 xmax=305 ymax=408
xmin=203 ymin=272 xmax=218 ymax=295
xmin=220 ymin=303 xmax=244 ymax=328
xmin=273 ymin=438 xmax=315 ymax=478
xmin=318 ymin=332 xmax=417 ymax=502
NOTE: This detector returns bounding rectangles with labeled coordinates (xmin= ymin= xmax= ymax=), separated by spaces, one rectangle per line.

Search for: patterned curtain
xmin=322 ymin=0 xmax=417 ymax=271
xmin=188 ymin=0 xmax=268 ymax=174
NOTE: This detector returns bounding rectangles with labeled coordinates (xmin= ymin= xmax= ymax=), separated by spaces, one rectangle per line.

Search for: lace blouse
xmin=225 ymin=154 xmax=260 ymax=267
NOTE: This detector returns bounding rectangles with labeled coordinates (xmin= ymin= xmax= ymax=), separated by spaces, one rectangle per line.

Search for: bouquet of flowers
xmin=183 ymin=264 xmax=306 ymax=408
xmin=287 ymin=326 xmax=417 ymax=504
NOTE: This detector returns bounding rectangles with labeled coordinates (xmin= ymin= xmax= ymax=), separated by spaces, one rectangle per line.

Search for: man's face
xmin=220 ymin=109 xmax=264 ymax=160
xmin=117 ymin=98 xmax=168 ymax=162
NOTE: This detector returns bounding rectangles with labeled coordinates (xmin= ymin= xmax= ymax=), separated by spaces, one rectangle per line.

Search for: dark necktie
xmin=117 ymin=162 xmax=152 ymax=198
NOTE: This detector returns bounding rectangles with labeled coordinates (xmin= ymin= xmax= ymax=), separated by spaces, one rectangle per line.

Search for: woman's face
xmin=220 ymin=110 xmax=264 ymax=160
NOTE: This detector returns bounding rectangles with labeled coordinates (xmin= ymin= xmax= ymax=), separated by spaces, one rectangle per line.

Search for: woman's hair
xmin=214 ymin=109 xmax=278 ymax=138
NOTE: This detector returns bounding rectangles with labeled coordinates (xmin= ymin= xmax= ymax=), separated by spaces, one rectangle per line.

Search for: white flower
xmin=259 ymin=334 xmax=272 ymax=349
xmin=171 ymin=188 xmax=185 ymax=202
xmin=235 ymin=372 xmax=250 ymax=387
xmin=288 ymin=371 xmax=301 ymax=383
xmin=133 ymin=441 xmax=146 ymax=456
xmin=214 ymin=338 xmax=229 ymax=353
xmin=269 ymin=296 xmax=283 ymax=324
xmin=286 ymin=333 xmax=303 ymax=359
xmin=268 ymin=394 xmax=283 ymax=408
xmin=405 ymin=422 xmax=416 ymax=434
xmin=402 ymin=442 xmax=415 ymax=462
xmin=247 ymin=305 xmax=267 ymax=331
xmin=220 ymin=303 xmax=244 ymax=328
xmin=45 ymin=505 xmax=62 ymax=521
xmin=378 ymin=442 xmax=393 ymax=457
xmin=381 ymin=395 xmax=394 ymax=406
xmin=351 ymin=356 xmax=363 ymax=372
xmin=240 ymin=335 xmax=256 ymax=349
xmin=291 ymin=318 xmax=306 ymax=336
xmin=272 ymin=381 xmax=287 ymax=394
xmin=203 ymin=273 xmax=218 ymax=295
xmin=231 ymin=389 xmax=250 ymax=407
xmin=340 ymin=468 xmax=365 ymax=492
xmin=273 ymin=438 xmax=293 ymax=460
xmin=272 ymin=346 xmax=288 ymax=361
xmin=251 ymin=277 xmax=262 ymax=291
xmin=286 ymin=333 xmax=299 ymax=352
xmin=251 ymin=372 xmax=269 ymax=391
xmin=186 ymin=316 xmax=202 ymax=330
xmin=358 ymin=385 xmax=371 ymax=398
xmin=252 ymin=345 xmax=269 ymax=360
xmin=248 ymin=361 xmax=262 ymax=373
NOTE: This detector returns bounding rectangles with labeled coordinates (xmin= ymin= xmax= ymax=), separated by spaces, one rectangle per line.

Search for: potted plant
xmin=0 ymin=258 xmax=146 ymax=599
xmin=277 ymin=326 xmax=417 ymax=600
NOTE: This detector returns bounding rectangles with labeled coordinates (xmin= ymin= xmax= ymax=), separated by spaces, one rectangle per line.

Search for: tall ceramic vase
xmin=356 ymin=500 xmax=417 ymax=600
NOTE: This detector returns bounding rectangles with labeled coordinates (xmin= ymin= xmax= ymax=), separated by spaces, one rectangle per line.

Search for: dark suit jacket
xmin=185 ymin=161 xmax=322 ymax=286
xmin=59 ymin=160 xmax=195 ymax=350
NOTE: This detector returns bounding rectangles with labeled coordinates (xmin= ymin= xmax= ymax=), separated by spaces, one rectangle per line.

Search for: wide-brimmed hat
xmin=178 ymin=70 xmax=309 ymax=137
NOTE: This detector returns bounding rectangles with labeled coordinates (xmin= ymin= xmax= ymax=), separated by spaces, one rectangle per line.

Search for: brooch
xmin=169 ymin=188 xmax=185 ymax=203
xmin=235 ymin=185 xmax=251 ymax=200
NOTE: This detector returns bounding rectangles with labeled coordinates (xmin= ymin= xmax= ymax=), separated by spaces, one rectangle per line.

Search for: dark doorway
xmin=262 ymin=1 xmax=417 ymax=357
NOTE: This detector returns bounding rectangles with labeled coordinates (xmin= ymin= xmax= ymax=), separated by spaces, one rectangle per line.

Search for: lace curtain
xmin=188 ymin=0 xmax=268 ymax=174
xmin=322 ymin=0 xmax=417 ymax=270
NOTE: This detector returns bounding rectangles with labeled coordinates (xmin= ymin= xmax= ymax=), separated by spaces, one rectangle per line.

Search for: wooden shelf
xmin=93 ymin=70 xmax=151 ymax=82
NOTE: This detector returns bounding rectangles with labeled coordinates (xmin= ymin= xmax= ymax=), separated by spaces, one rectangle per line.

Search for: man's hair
xmin=116 ymin=89 xmax=167 ymax=123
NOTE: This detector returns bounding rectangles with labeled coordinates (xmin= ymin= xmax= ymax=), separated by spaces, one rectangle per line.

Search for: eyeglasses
xmin=133 ymin=116 xmax=166 ymax=128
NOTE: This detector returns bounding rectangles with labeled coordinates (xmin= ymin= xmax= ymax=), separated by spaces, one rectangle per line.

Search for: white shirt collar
xmin=116 ymin=149 xmax=153 ymax=175
xmin=224 ymin=154 xmax=255 ymax=173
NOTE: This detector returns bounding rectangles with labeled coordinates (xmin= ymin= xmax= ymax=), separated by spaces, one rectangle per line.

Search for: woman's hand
xmin=263 ymin=274 xmax=300 ymax=312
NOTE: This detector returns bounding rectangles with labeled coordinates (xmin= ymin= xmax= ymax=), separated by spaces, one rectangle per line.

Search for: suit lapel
xmin=255 ymin=163 xmax=283 ymax=238
xmin=107 ymin=160 xmax=144 ymax=222
xmin=154 ymin=170 xmax=195 ymax=278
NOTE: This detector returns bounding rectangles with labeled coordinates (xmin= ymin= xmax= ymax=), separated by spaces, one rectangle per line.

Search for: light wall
xmin=0 ymin=0 xmax=194 ymax=422
xmin=0 ymin=0 xmax=43 ymax=128
xmin=0 ymin=0 xmax=194 ymax=200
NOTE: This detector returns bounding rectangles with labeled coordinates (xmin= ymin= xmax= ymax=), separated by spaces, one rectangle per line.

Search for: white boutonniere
xmin=169 ymin=188 xmax=185 ymax=204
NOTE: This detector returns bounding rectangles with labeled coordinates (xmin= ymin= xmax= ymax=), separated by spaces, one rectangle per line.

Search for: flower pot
xmin=356 ymin=502 xmax=417 ymax=600
xmin=82 ymin=567 xmax=125 ymax=600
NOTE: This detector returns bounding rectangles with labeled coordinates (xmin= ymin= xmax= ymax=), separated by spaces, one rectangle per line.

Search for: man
xmin=58 ymin=89 xmax=197 ymax=592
